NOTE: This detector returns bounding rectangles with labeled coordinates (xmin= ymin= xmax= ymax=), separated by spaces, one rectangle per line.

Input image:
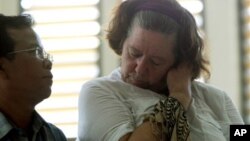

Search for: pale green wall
xmin=0 ymin=0 xmax=19 ymax=15
xmin=205 ymin=0 xmax=241 ymax=112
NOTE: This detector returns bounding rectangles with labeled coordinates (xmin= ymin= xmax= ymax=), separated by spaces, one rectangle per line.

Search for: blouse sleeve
xmin=185 ymin=87 xmax=244 ymax=141
xmin=77 ymin=81 xmax=135 ymax=141
xmin=224 ymin=93 xmax=244 ymax=124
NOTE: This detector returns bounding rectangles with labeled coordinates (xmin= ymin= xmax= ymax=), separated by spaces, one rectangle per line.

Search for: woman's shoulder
xmin=82 ymin=68 xmax=124 ymax=88
xmin=191 ymin=80 xmax=228 ymax=100
xmin=80 ymin=76 xmax=121 ymax=92
xmin=192 ymin=80 xmax=226 ymax=94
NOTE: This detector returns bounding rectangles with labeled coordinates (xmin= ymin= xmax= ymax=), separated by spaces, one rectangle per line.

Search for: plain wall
xmin=99 ymin=0 xmax=120 ymax=76
xmin=204 ymin=0 xmax=242 ymax=112
xmin=0 ymin=0 xmax=19 ymax=15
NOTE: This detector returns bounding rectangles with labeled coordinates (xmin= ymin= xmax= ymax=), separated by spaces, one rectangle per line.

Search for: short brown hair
xmin=0 ymin=14 xmax=34 ymax=59
xmin=106 ymin=0 xmax=210 ymax=80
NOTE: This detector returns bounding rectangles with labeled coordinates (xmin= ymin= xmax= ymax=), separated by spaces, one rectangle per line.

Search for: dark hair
xmin=0 ymin=14 xmax=34 ymax=59
xmin=106 ymin=0 xmax=210 ymax=80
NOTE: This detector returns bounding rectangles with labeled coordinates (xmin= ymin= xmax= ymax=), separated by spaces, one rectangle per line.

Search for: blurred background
xmin=1 ymin=0 xmax=249 ymax=140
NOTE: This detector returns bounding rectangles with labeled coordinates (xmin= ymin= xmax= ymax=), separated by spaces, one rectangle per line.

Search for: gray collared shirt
xmin=0 ymin=111 xmax=67 ymax=141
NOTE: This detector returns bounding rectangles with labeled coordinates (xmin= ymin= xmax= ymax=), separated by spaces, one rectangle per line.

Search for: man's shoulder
xmin=34 ymin=112 xmax=67 ymax=141
xmin=46 ymin=123 xmax=67 ymax=141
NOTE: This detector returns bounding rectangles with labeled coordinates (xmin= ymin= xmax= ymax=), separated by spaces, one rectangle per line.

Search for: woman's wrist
xmin=169 ymin=92 xmax=192 ymax=111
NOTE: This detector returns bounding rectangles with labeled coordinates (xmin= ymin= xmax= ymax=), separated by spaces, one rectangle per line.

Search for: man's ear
xmin=0 ymin=57 xmax=9 ymax=79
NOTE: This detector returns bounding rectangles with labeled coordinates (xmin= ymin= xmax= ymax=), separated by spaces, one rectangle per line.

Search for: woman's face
xmin=121 ymin=25 xmax=176 ymax=93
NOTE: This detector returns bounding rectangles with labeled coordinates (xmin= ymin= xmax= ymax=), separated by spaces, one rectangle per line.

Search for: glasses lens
xmin=48 ymin=54 xmax=53 ymax=62
xmin=35 ymin=48 xmax=44 ymax=59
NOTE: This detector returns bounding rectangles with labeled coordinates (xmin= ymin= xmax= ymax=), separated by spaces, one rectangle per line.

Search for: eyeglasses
xmin=7 ymin=47 xmax=53 ymax=62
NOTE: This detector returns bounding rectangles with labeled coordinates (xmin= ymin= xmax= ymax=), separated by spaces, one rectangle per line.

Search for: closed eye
xmin=129 ymin=47 xmax=142 ymax=58
xmin=150 ymin=59 xmax=160 ymax=66
xmin=150 ymin=57 xmax=165 ymax=66
xmin=130 ymin=51 xmax=141 ymax=58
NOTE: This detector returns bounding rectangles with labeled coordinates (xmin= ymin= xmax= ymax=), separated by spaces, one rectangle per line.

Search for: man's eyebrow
xmin=31 ymin=43 xmax=42 ymax=49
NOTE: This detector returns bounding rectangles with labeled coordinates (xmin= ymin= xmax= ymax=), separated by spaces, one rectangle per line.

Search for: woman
xmin=77 ymin=0 xmax=244 ymax=140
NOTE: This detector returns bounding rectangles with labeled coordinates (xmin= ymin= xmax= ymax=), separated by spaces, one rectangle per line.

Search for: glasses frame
xmin=7 ymin=47 xmax=53 ymax=62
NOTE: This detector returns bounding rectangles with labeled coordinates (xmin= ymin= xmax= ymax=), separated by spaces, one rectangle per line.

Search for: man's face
xmin=121 ymin=25 xmax=176 ymax=93
xmin=3 ymin=27 xmax=53 ymax=105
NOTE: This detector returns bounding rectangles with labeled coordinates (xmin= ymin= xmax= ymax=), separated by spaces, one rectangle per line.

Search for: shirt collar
xmin=0 ymin=111 xmax=13 ymax=139
xmin=0 ymin=111 xmax=47 ymax=139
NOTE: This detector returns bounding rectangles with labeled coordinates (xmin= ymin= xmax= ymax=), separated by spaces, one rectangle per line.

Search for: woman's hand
xmin=166 ymin=63 xmax=193 ymax=110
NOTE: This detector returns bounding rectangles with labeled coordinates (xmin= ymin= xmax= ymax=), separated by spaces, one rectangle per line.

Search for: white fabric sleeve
xmin=77 ymin=81 xmax=135 ymax=141
xmin=221 ymin=92 xmax=244 ymax=141
xmin=185 ymin=89 xmax=244 ymax=141
xmin=223 ymin=93 xmax=244 ymax=124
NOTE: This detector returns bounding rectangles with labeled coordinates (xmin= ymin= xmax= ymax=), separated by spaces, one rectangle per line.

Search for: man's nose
xmin=43 ymin=59 xmax=52 ymax=70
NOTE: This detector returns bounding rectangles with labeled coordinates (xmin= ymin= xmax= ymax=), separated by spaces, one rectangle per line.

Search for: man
xmin=0 ymin=14 xmax=67 ymax=141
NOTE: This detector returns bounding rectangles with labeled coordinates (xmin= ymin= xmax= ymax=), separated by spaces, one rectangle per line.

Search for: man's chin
xmin=39 ymin=88 xmax=52 ymax=99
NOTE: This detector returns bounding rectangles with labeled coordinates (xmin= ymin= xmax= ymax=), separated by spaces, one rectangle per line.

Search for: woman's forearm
xmin=119 ymin=121 xmax=162 ymax=141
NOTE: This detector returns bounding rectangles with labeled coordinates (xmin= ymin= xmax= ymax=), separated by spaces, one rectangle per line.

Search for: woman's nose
xmin=135 ymin=58 xmax=148 ymax=75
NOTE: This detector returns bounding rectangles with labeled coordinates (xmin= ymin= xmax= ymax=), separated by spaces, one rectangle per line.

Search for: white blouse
xmin=77 ymin=68 xmax=244 ymax=141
